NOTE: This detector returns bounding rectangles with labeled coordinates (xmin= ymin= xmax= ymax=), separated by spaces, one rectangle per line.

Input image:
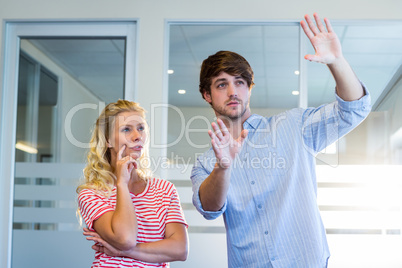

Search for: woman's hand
xmin=91 ymin=144 xmax=139 ymax=251
xmin=84 ymin=228 xmax=126 ymax=257
xmin=115 ymin=145 xmax=138 ymax=185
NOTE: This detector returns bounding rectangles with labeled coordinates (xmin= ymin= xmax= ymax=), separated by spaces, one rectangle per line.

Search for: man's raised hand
xmin=208 ymin=118 xmax=248 ymax=169
xmin=301 ymin=13 xmax=343 ymax=65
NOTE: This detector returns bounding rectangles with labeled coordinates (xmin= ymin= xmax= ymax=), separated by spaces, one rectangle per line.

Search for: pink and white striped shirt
xmin=78 ymin=177 xmax=187 ymax=268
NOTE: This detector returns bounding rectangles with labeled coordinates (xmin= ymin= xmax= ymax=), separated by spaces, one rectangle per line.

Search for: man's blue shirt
xmin=191 ymin=90 xmax=371 ymax=267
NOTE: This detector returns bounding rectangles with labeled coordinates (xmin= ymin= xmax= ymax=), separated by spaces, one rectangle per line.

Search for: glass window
xmin=311 ymin=24 xmax=402 ymax=166
xmin=16 ymin=53 xmax=58 ymax=165
xmin=168 ymin=24 xmax=300 ymax=164
xmin=167 ymin=21 xmax=402 ymax=268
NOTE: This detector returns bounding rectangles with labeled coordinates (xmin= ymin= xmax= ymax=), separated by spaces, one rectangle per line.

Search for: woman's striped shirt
xmin=78 ymin=177 xmax=187 ymax=268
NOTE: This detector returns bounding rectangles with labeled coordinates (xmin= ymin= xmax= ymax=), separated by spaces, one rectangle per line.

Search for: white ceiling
xmin=169 ymin=23 xmax=402 ymax=109
xmin=27 ymin=22 xmax=402 ymax=110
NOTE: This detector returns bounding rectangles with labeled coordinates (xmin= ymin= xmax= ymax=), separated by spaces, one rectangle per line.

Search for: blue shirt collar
xmin=243 ymin=114 xmax=264 ymax=130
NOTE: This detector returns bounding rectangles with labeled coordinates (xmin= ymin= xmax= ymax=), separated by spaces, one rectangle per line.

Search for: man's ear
xmin=203 ymin=91 xmax=212 ymax=104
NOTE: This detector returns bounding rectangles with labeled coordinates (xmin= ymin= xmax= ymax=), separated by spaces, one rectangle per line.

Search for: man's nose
xmin=227 ymin=83 xmax=238 ymax=98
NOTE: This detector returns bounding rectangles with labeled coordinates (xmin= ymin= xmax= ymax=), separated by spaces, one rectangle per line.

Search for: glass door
xmin=0 ymin=21 xmax=137 ymax=268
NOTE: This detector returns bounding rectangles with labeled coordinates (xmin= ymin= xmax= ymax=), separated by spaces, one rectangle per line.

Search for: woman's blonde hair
xmin=76 ymin=100 xmax=152 ymax=195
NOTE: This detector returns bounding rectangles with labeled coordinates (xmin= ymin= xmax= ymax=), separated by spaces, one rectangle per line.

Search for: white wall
xmin=377 ymin=76 xmax=402 ymax=164
xmin=383 ymin=77 xmax=402 ymax=134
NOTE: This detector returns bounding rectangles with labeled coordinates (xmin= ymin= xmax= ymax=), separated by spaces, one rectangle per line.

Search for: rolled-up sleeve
xmin=301 ymin=85 xmax=371 ymax=154
xmin=336 ymin=85 xmax=371 ymax=115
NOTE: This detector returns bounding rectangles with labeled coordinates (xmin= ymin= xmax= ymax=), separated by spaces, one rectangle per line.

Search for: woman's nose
xmin=130 ymin=130 xmax=141 ymax=142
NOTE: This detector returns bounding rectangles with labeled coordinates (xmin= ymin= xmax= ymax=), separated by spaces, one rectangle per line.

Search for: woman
xmin=77 ymin=100 xmax=188 ymax=267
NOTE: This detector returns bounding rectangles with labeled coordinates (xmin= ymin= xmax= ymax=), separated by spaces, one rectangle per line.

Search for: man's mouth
xmin=227 ymin=101 xmax=240 ymax=106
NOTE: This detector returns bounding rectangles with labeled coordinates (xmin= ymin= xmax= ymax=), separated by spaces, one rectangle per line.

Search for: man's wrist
xmin=327 ymin=56 xmax=347 ymax=70
xmin=214 ymin=159 xmax=231 ymax=170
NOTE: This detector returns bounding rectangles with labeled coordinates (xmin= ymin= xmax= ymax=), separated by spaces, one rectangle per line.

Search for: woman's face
xmin=108 ymin=111 xmax=147 ymax=163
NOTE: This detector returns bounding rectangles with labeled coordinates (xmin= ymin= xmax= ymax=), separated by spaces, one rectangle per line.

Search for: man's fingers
xmin=216 ymin=118 xmax=230 ymax=135
xmin=300 ymin=20 xmax=314 ymax=40
xmin=211 ymin=122 xmax=224 ymax=139
xmin=211 ymin=139 xmax=222 ymax=159
xmin=208 ymin=130 xmax=222 ymax=146
xmin=324 ymin=17 xmax=334 ymax=33
xmin=212 ymin=119 xmax=230 ymax=139
xmin=313 ymin=13 xmax=326 ymax=32
xmin=238 ymin=129 xmax=248 ymax=144
xmin=304 ymin=14 xmax=319 ymax=35
xmin=304 ymin=54 xmax=321 ymax=63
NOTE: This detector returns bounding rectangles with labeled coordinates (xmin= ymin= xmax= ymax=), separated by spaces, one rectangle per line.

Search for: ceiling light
xmin=178 ymin=89 xmax=186 ymax=94
xmin=15 ymin=142 xmax=38 ymax=154
xmin=294 ymin=70 xmax=300 ymax=75
xmin=292 ymin=90 xmax=300 ymax=96
xmin=167 ymin=69 xmax=174 ymax=74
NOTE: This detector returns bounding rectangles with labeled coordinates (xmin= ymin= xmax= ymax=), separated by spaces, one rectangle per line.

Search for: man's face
xmin=204 ymin=72 xmax=251 ymax=122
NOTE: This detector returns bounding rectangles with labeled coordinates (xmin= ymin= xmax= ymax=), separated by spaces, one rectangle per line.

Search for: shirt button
xmin=257 ymin=204 xmax=262 ymax=209
xmin=251 ymin=181 xmax=255 ymax=185
xmin=264 ymin=231 xmax=268 ymax=235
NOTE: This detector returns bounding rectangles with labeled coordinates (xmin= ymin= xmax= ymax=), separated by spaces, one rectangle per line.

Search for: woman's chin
xmin=129 ymin=152 xmax=141 ymax=159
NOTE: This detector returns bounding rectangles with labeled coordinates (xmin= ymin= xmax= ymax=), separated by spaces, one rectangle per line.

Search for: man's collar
xmin=243 ymin=114 xmax=263 ymax=130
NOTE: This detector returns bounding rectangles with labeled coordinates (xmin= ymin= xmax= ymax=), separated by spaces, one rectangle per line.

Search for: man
xmin=190 ymin=13 xmax=371 ymax=267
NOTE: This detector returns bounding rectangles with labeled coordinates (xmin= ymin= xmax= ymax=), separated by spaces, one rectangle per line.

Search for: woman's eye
xmin=138 ymin=125 xmax=145 ymax=131
xmin=122 ymin=127 xmax=131 ymax=132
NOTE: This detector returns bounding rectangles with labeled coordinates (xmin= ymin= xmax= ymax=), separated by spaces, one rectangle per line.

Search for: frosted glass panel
xmin=13 ymin=35 xmax=129 ymax=268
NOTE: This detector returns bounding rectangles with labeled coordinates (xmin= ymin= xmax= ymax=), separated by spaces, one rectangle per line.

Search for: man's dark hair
xmin=199 ymin=51 xmax=255 ymax=100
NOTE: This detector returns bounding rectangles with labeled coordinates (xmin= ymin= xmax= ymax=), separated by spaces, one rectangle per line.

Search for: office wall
xmin=377 ymin=76 xmax=402 ymax=163
xmin=1 ymin=0 xmax=402 ymax=162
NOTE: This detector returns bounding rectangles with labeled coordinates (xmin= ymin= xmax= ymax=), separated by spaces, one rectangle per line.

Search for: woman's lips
xmin=129 ymin=145 xmax=143 ymax=151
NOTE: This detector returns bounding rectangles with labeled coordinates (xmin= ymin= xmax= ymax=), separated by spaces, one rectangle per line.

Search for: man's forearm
xmin=328 ymin=57 xmax=365 ymax=101
xmin=199 ymin=164 xmax=232 ymax=211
